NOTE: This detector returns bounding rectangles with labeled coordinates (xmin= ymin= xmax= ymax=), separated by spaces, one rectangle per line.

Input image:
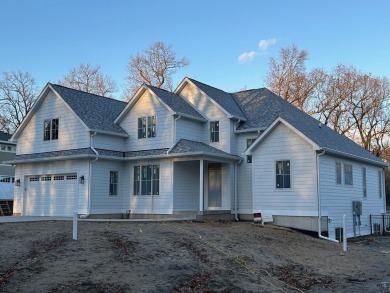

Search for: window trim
xmin=336 ymin=161 xmax=342 ymax=185
xmin=137 ymin=116 xmax=156 ymax=139
xmin=133 ymin=164 xmax=160 ymax=196
xmin=210 ymin=121 xmax=219 ymax=142
xmin=275 ymin=160 xmax=291 ymax=189
xmin=344 ymin=163 xmax=353 ymax=185
xmin=43 ymin=118 xmax=59 ymax=141
xmin=109 ymin=171 xmax=119 ymax=196
xmin=362 ymin=167 xmax=367 ymax=197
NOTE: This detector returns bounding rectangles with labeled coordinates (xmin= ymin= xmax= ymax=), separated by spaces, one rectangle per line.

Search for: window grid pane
xmin=44 ymin=120 xmax=51 ymax=141
xmin=276 ymin=160 xmax=291 ymax=189
xmin=362 ymin=167 xmax=367 ymax=197
xmin=134 ymin=166 xmax=140 ymax=195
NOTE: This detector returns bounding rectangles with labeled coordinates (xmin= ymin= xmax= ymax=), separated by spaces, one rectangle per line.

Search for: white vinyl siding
xmin=176 ymin=118 xmax=205 ymax=142
xmin=320 ymin=155 xmax=385 ymax=239
xmin=173 ymin=161 xmax=199 ymax=211
xmin=16 ymin=91 xmax=89 ymax=155
xmin=252 ymin=124 xmax=317 ymax=216
xmin=120 ymin=90 xmax=173 ymax=151
xmin=90 ymin=160 xmax=125 ymax=214
xmin=178 ymin=82 xmax=231 ymax=153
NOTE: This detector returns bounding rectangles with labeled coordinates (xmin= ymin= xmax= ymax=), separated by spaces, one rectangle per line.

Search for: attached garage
xmin=24 ymin=173 xmax=78 ymax=216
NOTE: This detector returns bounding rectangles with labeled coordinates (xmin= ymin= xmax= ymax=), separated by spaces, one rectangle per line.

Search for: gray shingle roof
xmin=125 ymin=148 xmax=169 ymax=158
xmin=233 ymin=88 xmax=385 ymax=165
xmin=49 ymin=84 xmax=128 ymax=135
xmin=188 ymin=78 xmax=247 ymax=121
xmin=6 ymin=148 xmax=94 ymax=162
xmin=170 ymin=138 xmax=241 ymax=160
xmin=145 ymin=85 xmax=205 ymax=120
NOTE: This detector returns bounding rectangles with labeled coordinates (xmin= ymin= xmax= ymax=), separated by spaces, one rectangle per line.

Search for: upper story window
xmin=336 ymin=161 xmax=342 ymax=184
xmin=44 ymin=118 xmax=59 ymax=141
xmin=344 ymin=163 xmax=353 ymax=185
xmin=378 ymin=170 xmax=382 ymax=198
xmin=276 ymin=160 xmax=291 ymax=189
xmin=138 ymin=116 xmax=156 ymax=139
xmin=210 ymin=121 xmax=219 ymax=142
xmin=362 ymin=167 xmax=367 ymax=197
xmin=247 ymin=138 xmax=255 ymax=148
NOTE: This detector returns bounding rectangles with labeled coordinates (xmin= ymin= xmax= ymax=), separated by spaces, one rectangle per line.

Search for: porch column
xmin=199 ymin=159 xmax=204 ymax=212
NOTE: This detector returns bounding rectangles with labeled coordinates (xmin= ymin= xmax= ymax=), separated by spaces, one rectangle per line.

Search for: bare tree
xmin=58 ymin=63 xmax=117 ymax=98
xmin=125 ymin=41 xmax=190 ymax=98
xmin=316 ymin=65 xmax=390 ymax=157
xmin=265 ymin=44 xmax=325 ymax=113
xmin=0 ymin=71 xmax=38 ymax=133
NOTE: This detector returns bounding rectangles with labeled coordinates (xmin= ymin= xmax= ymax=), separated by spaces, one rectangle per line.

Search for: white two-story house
xmin=7 ymin=77 xmax=387 ymax=239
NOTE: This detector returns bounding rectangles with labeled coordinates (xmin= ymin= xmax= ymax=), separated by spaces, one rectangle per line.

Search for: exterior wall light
xmin=79 ymin=175 xmax=85 ymax=184
xmin=15 ymin=179 xmax=20 ymax=186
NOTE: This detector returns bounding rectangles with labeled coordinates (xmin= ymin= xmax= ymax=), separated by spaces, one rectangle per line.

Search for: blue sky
xmin=1 ymin=0 xmax=389 ymax=98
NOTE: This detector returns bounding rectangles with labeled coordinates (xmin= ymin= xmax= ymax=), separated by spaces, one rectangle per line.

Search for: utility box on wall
xmin=352 ymin=201 xmax=362 ymax=216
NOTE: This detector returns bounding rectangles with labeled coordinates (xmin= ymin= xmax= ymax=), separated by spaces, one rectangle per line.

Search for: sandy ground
xmin=0 ymin=220 xmax=389 ymax=293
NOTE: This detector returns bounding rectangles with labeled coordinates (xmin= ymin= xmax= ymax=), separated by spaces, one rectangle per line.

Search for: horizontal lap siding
xmin=93 ymin=134 xmax=125 ymax=152
xmin=178 ymin=83 xmax=231 ymax=153
xmin=176 ymin=118 xmax=205 ymax=142
xmin=120 ymin=91 xmax=173 ymax=151
xmin=128 ymin=160 xmax=173 ymax=214
xmin=13 ymin=160 xmax=89 ymax=215
xmin=17 ymin=91 xmax=89 ymax=155
xmin=252 ymin=124 xmax=317 ymax=215
xmin=235 ymin=133 xmax=259 ymax=213
xmin=173 ymin=161 xmax=199 ymax=211
xmin=90 ymin=160 xmax=126 ymax=214
xmin=320 ymin=155 xmax=385 ymax=238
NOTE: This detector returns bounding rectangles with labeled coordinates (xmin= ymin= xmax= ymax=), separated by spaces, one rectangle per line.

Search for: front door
xmin=208 ymin=163 xmax=221 ymax=208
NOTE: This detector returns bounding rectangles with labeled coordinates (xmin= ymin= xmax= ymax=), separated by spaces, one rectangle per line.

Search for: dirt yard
xmin=0 ymin=220 xmax=389 ymax=293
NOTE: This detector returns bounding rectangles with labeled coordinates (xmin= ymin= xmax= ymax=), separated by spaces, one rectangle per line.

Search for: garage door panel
xmin=25 ymin=174 xmax=78 ymax=216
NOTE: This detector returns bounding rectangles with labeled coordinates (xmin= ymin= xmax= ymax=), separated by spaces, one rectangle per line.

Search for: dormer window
xmin=44 ymin=118 xmax=59 ymax=141
xmin=138 ymin=116 xmax=156 ymax=139
xmin=210 ymin=121 xmax=219 ymax=142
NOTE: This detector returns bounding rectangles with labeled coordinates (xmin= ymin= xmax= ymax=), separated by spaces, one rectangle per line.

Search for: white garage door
xmin=25 ymin=174 xmax=78 ymax=216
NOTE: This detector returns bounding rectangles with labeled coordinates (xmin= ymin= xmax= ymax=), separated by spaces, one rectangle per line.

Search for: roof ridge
xmin=187 ymin=78 xmax=229 ymax=93
xmin=49 ymin=83 xmax=126 ymax=105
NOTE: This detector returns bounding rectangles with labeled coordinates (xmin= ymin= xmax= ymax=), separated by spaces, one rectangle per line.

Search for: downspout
xmin=317 ymin=150 xmax=339 ymax=243
xmin=80 ymin=131 xmax=98 ymax=218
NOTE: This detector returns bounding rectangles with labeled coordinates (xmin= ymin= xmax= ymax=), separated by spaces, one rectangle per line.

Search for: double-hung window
xmin=344 ymin=163 xmax=353 ymax=185
xmin=210 ymin=121 xmax=219 ymax=142
xmin=378 ymin=170 xmax=382 ymax=198
xmin=336 ymin=162 xmax=342 ymax=184
xmin=133 ymin=165 xmax=159 ymax=195
xmin=138 ymin=116 xmax=156 ymax=139
xmin=276 ymin=160 xmax=291 ymax=189
xmin=44 ymin=118 xmax=59 ymax=141
xmin=109 ymin=171 xmax=118 ymax=196
xmin=362 ymin=167 xmax=367 ymax=197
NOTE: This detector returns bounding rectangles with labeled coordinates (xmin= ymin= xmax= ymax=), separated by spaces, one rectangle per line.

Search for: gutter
xmin=317 ymin=150 xmax=339 ymax=243
xmin=321 ymin=147 xmax=387 ymax=167
xmin=80 ymin=132 xmax=99 ymax=219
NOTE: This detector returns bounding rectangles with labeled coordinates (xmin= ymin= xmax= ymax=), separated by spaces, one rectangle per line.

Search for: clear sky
xmin=1 ymin=0 xmax=389 ymax=99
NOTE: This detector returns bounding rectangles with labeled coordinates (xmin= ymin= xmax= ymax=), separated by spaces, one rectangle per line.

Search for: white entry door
xmin=24 ymin=174 xmax=78 ymax=216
